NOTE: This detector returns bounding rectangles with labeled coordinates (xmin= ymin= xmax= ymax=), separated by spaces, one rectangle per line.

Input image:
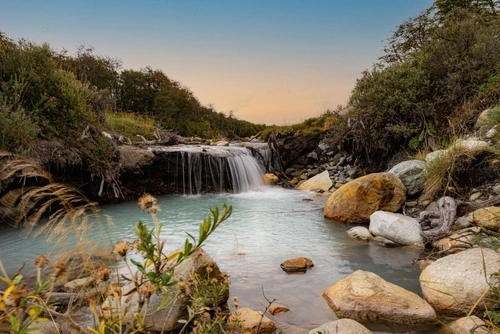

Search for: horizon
xmin=0 ymin=0 xmax=433 ymax=125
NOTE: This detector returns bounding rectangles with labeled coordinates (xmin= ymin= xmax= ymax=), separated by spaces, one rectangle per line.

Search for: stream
xmin=0 ymin=186 xmax=426 ymax=333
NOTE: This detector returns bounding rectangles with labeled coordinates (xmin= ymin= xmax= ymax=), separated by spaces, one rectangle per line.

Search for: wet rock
xmin=297 ymin=170 xmax=333 ymax=192
xmin=308 ymin=319 xmax=372 ymax=334
xmin=420 ymin=248 xmax=500 ymax=314
xmin=388 ymin=160 xmax=426 ymax=196
xmin=347 ymin=226 xmax=374 ymax=241
xmin=263 ymin=173 xmax=279 ymax=185
xmin=323 ymin=270 xmax=437 ymax=329
xmin=268 ymin=304 xmax=290 ymax=315
xmin=323 ymin=173 xmax=406 ymax=224
xmin=369 ymin=211 xmax=424 ymax=247
xmin=228 ymin=308 xmax=276 ymax=333
xmin=215 ymin=140 xmax=230 ymax=146
xmin=280 ymin=257 xmax=314 ymax=273
xmin=371 ymin=236 xmax=399 ymax=247
xmin=492 ymin=184 xmax=500 ymax=195
xmin=445 ymin=315 xmax=490 ymax=334
xmin=472 ymin=206 xmax=500 ymax=231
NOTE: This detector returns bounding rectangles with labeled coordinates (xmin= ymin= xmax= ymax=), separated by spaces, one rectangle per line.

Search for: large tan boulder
xmin=227 ymin=308 xmax=276 ymax=333
xmin=445 ymin=316 xmax=490 ymax=334
xmin=323 ymin=173 xmax=406 ymax=223
xmin=420 ymin=248 xmax=500 ymax=314
xmin=472 ymin=206 xmax=500 ymax=232
xmin=322 ymin=270 xmax=437 ymax=329
xmin=297 ymin=170 xmax=333 ymax=192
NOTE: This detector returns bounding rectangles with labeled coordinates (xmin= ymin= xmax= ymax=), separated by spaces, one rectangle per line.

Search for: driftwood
xmin=456 ymin=195 xmax=500 ymax=216
xmin=421 ymin=196 xmax=458 ymax=242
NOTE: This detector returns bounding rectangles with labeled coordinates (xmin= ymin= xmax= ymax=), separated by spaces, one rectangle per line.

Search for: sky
xmin=0 ymin=1 xmax=433 ymax=125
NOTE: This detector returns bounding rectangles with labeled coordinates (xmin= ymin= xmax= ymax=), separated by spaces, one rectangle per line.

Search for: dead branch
xmin=422 ymin=196 xmax=458 ymax=242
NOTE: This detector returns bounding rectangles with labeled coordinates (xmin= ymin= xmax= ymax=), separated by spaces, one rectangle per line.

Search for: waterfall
xmin=149 ymin=145 xmax=266 ymax=194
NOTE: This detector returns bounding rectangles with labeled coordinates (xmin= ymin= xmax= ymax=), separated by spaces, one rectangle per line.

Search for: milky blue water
xmin=0 ymin=187 xmax=425 ymax=332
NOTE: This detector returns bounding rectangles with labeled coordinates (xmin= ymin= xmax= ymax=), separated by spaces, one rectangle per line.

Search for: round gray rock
xmin=388 ymin=160 xmax=426 ymax=196
xmin=420 ymin=248 xmax=500 ymax=314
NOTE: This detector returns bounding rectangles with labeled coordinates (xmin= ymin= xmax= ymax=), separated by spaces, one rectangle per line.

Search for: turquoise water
xmin=0 ymin=187 xmax=425 ymax=332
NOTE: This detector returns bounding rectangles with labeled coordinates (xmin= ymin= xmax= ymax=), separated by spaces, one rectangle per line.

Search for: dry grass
xmin=421 ymin=142 xmax=498 ymax=201
xmin=104 ymin=111 xmax=156 ymax=141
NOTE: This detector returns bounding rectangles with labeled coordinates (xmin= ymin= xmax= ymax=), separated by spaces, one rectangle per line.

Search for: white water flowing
xmin=150 ymin=145 xmax=266 ymax=194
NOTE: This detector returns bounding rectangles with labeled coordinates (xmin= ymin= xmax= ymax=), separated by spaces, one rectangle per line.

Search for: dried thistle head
xmin=206 ymin=266 xmax=213 ymax=274
xmin=138 ymin=283 xmax=156 ymax=298
xmin=137 ymin=193 xmax=160 ymax=214
xmin=210 ymin=278 xmax=218 ymax=284
xmin=34 ymin=255 xmax=49 ymax=268
xmin=52 ymin=261 xmax=67 ymax=279
xmin=232 ymin=296 xmax=239 ymax=309
xmin=113 ymin=240 xmax=130 ymax=257
xmin=93 ymin=265 xmax=111 ymax=284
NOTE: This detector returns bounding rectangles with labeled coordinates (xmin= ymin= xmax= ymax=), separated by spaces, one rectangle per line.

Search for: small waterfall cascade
xmin=149 ymin=144 xmax=267 ymax=194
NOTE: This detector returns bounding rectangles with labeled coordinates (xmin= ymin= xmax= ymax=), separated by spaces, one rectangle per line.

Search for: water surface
xmin=0 ymin=187 xmax=425 ymax=332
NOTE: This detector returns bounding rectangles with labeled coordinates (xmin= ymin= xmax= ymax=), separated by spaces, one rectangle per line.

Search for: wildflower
xmin=137 ymin=193 xmax=160 ymax=214
xmin=138 ymin=283 xmax=156 ymax=298
xmin=177 ymin=281 xmax=189 ymax=293
xmin=206 ymin=266 xmax=213 ymax=274
xmin=93 ymin=265 xmax=111 ymax=284
xmin=34 ymin=255 xmax=48 ymax=268
xmin=210 ymin=278 xmax=218 ymax=284
xmin=113 ymin=240 xmax=130 ymax=257
xmin=52 ymin=261 xmax=66 ymax=280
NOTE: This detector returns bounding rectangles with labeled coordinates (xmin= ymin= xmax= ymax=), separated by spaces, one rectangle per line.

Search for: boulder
xmin=472 ymin=206 xmax=500 ymax=232
xmin=347 ymin=226 xmax=374 ymax=241
xmin=118 ymin=248 xmax=228 ymax=332
xmin=297 ymin=170 xmax=333 ymax=192
xmin=227 ymin=308 xmax=276 ymax=333
xmin=215 ymin=140 xmax=230 ymax=146
xmin=323 ymin=173 xmax=406 ymax=224
xmin=445 ymin=316 xmax=490 ymax=334
xmin=308 ymin=319 xmax=372 ymax=334
xmin=420 ymin=248 xmax=500 ymax=314
xmin=263 ymin=173 xmax=279 ymax=185
xmin=118 ymin=146 xmax=155 ymax=173
xmin=280 ymin=257 xmax=314 ymax=273
xmin=431 ymin=227 xmax=480 ymax=252
xmin=323 ymin=270 xmax=437 ymax=329
xmin=388 ymin=160 xmax=426 ymax=196
xmin=369 ymin=211 xmax=424 ymax=247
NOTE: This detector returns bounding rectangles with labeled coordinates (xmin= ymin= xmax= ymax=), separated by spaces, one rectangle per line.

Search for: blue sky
xmin=0 ymin=1 xmax=433 ymax=125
